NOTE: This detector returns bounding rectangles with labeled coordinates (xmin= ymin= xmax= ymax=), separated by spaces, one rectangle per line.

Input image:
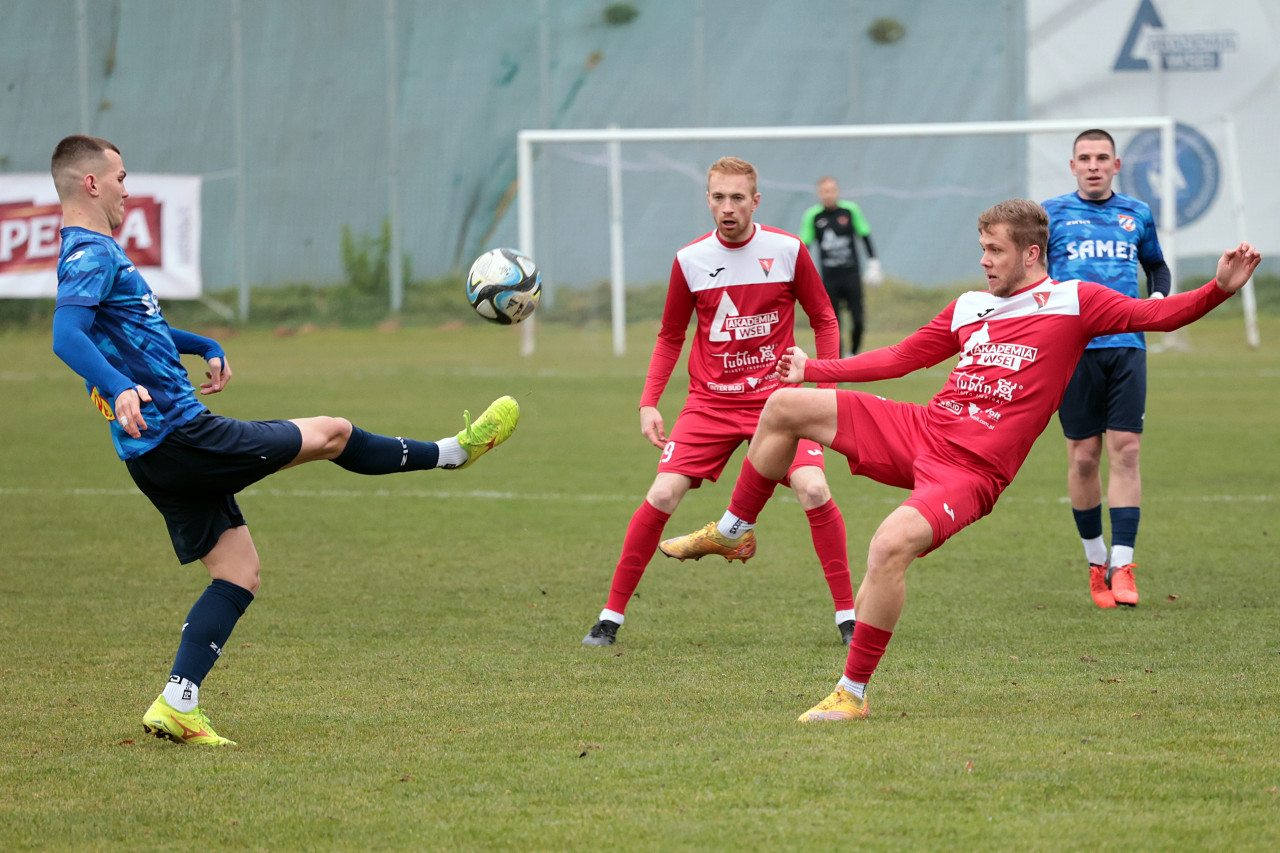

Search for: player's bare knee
xmin=327 ymin=416 xmax=353 ymax=450
xmin=791 ymin=477 xmax=831 ymax=508
xmin=866 ymin=529 xmax=916 ymax=577
xmin=645 ymin=486 xmax=681 ymax=513
xmin=760 ymin=389 xmax=804 ymax=435
xmin=1109 ymin=436 xmax=1141 ymax=472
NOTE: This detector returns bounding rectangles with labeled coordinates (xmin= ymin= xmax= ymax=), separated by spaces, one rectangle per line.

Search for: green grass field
xmin=1 ymin=312 xmax=1277 ymax=851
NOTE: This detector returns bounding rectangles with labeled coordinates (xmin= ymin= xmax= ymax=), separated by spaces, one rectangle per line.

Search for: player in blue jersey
xmin=49 ymin=135 xmax=521 ymax=746
xmin=1042 ymin=129 xmax=1171 ymax=609
xmin=799 ymin=177 xmax=883 ymax=356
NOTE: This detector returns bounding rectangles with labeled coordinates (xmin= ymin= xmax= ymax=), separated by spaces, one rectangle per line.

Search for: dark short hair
xmin=1072 ymin=128 xmax=1115 ymax=157
xmin=51 ymin=134 xmax=119 ymax=176
xmin=51 ymin=135 xmax=121 ymax=198
xmin=977 ymin=199 xmax=1049 ymax=259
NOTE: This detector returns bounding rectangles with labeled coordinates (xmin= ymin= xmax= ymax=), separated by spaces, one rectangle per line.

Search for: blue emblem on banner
xmin=1120 ymin=122 xmax=1220 ymax=228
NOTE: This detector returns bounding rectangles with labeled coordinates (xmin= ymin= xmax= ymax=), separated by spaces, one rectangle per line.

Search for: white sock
xmin=163 ymin=676 xmax=199 ymax=712
xmin=599 ymin=608 xmax=625 ymax=625
xmin=435 ymin=436 xmax=466 ymax=468
xmin=837 ymin=675 xmax=867 ymax=700
xmin=1082 ymin=536 xmax=1108 ymax=566
xmin=1110 ymin=545 xmax=1135 ymax=568
xmin=834 ymin=609 xmax=856 ymax=625
xmin=716 ymin=511 xmax=753 ymax=539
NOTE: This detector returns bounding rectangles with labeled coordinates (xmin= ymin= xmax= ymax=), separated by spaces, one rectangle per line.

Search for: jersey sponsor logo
xmin=954 ymin=371 xmax=1022 ymax=403
xmin=724 ymin=310 xmax=780 ymax=341
xmin=977 ymin=308 xmax=995 ymax=319
xmin=713 ymin=344 xmax=778 ymax=375
xmin=807 ymin=448 xmax=823 ymax=456
xmin=758 ymin=258 xmax=773 ymax=275
xmin=956 ymin=324 xmax=1039 ymax=370
xmin=938 ymin=399 xmax=963 ymax=416
xmin=707 ymin=381 xmax=745 ymax=393
xmin=966 ymin=402 xmax=999 ymax=430
xmin=943 ymin=503 xmax=956 ymax=521
xmin=709 ymin=292 xmax=779 ymax=342
xmin=1117 ymin=214 xmax=1137 ymax=232
xmin=1065 ymin=240 xmax=1138 ymax=261
xmin=141 ymin=291 xmax=161 ymax=316
xmin=90 ymin=386 xmax=116 ymax=421
xmin=709 ymin=267 xmax=725 ymax=277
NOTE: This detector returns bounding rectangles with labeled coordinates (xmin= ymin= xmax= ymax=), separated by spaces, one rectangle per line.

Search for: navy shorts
xmin=1058 ymin=347 xmax=1147 ymax=440
xmin=125 ymin=412 xmax=303 ymax=564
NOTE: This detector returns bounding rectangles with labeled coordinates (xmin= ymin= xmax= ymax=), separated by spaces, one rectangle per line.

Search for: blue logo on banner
xmin=1115 ymin=0 xmax=1239 ymax=72
xmin=1120 ymin=123 xmax=1220 ymax=228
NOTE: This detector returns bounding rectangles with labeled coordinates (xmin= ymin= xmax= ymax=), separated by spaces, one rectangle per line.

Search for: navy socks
xmin=333 ymin=426 xmax=440 ymax=474
xmin=170 ymin=579 xmax=255 ymax=687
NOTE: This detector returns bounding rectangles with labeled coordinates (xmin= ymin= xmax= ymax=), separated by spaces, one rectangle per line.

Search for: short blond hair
xmin=707 ymin=157 xmax=758 ymax=195
xmin=977 ymin=198 xmax=1048 ymax=259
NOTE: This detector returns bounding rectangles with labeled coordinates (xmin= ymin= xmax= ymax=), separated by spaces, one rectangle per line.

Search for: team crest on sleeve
xmin=1117 ymin=214 xmax=1136 ymax=232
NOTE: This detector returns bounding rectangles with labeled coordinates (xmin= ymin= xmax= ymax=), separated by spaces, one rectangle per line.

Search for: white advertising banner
xmin=1027 ymin=0 xmax=1280 ymax=255
xmin=0 ymin=174 xmax=202 ymax=298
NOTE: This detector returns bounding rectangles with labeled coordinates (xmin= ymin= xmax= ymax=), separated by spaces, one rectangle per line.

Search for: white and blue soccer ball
xmin=465 ymin=248 xmax=542 ymax=325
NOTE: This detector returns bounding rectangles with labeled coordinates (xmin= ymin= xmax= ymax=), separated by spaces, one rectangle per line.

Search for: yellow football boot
xmin=142 ymin=695 xmax=236 ymax=746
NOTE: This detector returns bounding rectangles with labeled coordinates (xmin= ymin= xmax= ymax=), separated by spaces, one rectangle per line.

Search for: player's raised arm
xmin=1214 ymin=242 xmax=1262 ymax=294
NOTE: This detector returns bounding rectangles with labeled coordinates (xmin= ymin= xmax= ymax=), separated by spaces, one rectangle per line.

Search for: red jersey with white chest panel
xmin=805 ymin=277 xmax=1232 ymax=484
xmin=641 ymin=223 xmax=839 ymax=410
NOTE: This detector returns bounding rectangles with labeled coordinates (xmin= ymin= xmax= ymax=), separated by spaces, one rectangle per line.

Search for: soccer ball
xmin=465 ymin=248 xmax=542 ymax=325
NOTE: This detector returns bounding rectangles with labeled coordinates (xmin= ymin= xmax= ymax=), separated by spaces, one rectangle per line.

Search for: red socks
xmin=805 ymin=499 xmax=854 ymax=611
xmin=727 ymin=457 xmax=780 ymax=524
xmin=844 ymin=622 xmax=893 ymax=683
xmin=605 ymin=501 xmax=671 ymax=614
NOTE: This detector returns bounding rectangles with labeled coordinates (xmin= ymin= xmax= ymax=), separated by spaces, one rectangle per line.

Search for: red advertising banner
xmin=0 ymin=174 xmax=201 ymax=298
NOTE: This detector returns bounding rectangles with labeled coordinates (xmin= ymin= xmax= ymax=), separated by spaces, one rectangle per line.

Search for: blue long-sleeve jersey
xmin=1042 ymin=191 xmax=1169 ymax=350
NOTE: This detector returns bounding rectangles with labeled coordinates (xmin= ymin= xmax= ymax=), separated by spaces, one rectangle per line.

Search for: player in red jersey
xmin=581 ymin=157 xmax=854 ymax=647
xmin=667 ymin=198 xmax=1260 ymax=720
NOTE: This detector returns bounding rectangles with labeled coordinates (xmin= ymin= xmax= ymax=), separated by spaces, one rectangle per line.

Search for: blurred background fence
xmin=2 ymin=0 xmax=1026 ymax=308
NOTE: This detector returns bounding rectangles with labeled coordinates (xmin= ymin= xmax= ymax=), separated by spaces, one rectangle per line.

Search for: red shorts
xmin=656 ymin=404 xmax=825 ymax=488
xmin=830 ymin=391 xmax=1007 ymax=554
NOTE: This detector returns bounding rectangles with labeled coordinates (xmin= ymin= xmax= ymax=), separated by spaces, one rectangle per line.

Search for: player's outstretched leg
xmin=443 ymin=395 xmax=520 ymax=470
xmin=658 ymin=522 xmax=756 ymax=562
xmin=142 ymin=695 xmax=236 ymax=746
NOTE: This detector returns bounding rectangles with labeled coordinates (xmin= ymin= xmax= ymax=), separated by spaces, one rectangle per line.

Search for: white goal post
xmin=516 ymin=118 xmax=1190 ymax=357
